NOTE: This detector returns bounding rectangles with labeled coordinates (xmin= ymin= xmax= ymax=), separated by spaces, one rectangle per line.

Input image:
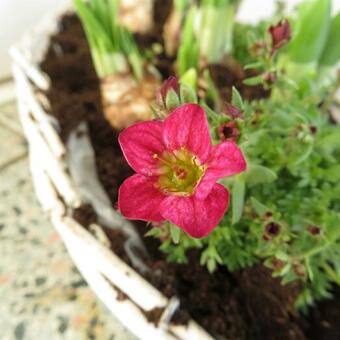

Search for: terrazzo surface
xmin=0 ymin=91 xmax=135 ymax=340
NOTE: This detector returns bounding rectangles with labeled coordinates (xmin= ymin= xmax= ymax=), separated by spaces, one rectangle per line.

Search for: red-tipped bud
xmin=222 ymin=102 xmax=244 ymax=119
xmin=309 ymin=126 xmax=318 ymax=135
xmin=264 ymin=211 xmax=273 ymax=219
xmin=263 ymin=222 xmax=281 ymax=240
xmin=157 ymin=76 xmax=180 ymax=105
xmin=272 ymin=258 xmax=285 ymax=270
xmin=263 ymin=72 xmax=277 ymax=85
xmin=269 ymin=19 xmax=291 ymax=54
xmin=217 ymin=121 xmax=240 ymax=142
xmin=308 ymin=225 xmax=321 ymax=236
xmin=293 ymin=262 xmax=306 ymax=278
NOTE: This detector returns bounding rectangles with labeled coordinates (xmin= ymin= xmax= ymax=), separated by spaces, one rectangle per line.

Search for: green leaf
xmin=322 ymin=165 xmax=340 ymax=182
xmin=288 ymin=141 xmax=314 ymax=166
xmin=165 ymin=89 xmax=181 ymax=110
xmin=145 ymin=227 xmax=161 ymax=238
xmin=232 ymin=175 xmax=245 ymax=224
xmin=169 ymin=224 xmax=181 ymax=244
xmin=250 ymin=197 xmax=268 ymax=217
xmin=244 ymin=61 xmax=263 ymax=70
xmin=180 ymin=68 xmax=198 ymax=90
xmin=200 ymin=101 xmax=220 ymax=122
xmin=246 ymin=164 xmax=277 ymax=187
xmin=203 ymin=69 xmax=220 ymax=105
xmin=280 ymin=264 xmax=293 ymax=278
xmin=206 ymin=259 xmax=215 ymax=272
xmin=199 ymin=1 xmax=235 ymax=63
xmin=276 ymin=251 xmax=289 ymax=261
xmin=243 ymin=75 xmax=263 ymax=86
xmin=286 ymin=0 xmax=331 ymax=63
xmin=200 ymin=246 xmax=222 ymax=273
xmin=305 ymin=257 xmax=314 ymax=281
xmin=178 ymin=6 xmax=199 ymax=76
xmin=231 ymin=86 xmax=244 ymax=110
xmin=180 ymin=84 xmax=198 ymax=104
xmin=174 ymin=0 xmax=192 ymax=12
xmin=317 ymin=129 xmax=340 ymax=152
xmin=319 ymin=12 xmax=340 ymax=66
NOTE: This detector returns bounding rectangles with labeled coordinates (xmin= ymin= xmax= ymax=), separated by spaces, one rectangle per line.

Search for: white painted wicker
xmin=11 ymin=5 xmax=213 ymax=340
xmin=12 ymin=4 xmax=340 ymax=339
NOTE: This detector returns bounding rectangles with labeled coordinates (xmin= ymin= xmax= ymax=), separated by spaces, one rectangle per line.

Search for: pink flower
xmin=118 ymin=104 xmax=246 ymax=238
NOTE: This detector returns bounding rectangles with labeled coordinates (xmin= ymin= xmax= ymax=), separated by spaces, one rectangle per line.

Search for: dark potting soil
xmin=40 ymin=13 xmax=340 ymax=340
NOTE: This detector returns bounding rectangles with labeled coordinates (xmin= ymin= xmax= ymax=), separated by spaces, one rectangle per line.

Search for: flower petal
xmin=196 ymin=141 xmax=246 ymax=200
xmin=118 ymin=174 xmax=166 ymax=222
xmin=160 ymin=184 xmax=229 ymax=238
xmin=163 ymin=104 xmax=212 ymax=163
xmin=119 ymin=120 xmax=165 ymax=176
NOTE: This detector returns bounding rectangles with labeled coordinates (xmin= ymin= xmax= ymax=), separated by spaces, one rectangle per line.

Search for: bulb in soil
xmin=100 ymin=73 xmax=160 ymax=130
xmin=118 ymin=0 xmax=154 ymax=33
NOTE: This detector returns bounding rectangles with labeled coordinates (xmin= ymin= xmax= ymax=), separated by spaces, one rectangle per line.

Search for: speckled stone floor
xmin=0 ymin=82 xmax=135 ymax=340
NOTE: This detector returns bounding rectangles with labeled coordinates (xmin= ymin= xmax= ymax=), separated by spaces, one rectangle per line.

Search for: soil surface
xmin=40 ymin=13 xmax=340 ymax=340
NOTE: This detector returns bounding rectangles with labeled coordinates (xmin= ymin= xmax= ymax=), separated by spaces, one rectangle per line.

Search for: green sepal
xmin=246 ymin=164 xmax=277 ymax=187
xmin=250 ymin=197 xmax=269 ymax=217
xmin=165 ymin=88 xmax=181 ymax=110
xmin=169 ymin=224 xmax=181 ymax=244
xmin=231 ymin=86 xmax=244 ymax=110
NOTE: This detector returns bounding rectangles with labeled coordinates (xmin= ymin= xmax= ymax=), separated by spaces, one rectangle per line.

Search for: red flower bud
xmin=309 ymin=126 xmax=317 ymax=135
xmin=264 ymin=211 xmax=273 ymax=219
xmin=222 ymin=102 xmax=244 ymax=119
xmin=217 ymin=121 xmax=240 ymax=142
xmin=269 ymin=19 xmax=291 ymax=54
xmin=158 ymin=76 xmax=180 ymax=105
xmin=263 ymin=72 xmax=277 ymax=85
xmin=308 ymin=225 xmax=321 ymax=236
xmin=272 ymin=258 xmax=285 ymax=270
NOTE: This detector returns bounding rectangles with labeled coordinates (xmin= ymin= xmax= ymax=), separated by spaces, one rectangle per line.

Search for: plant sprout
xmin=73 ymin=0 xmax=143 ymax=79
xmin=177 ymin=0 xmax=240 ymax=77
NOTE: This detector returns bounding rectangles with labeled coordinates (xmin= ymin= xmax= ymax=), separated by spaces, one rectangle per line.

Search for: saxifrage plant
xmin=75 ymin=0 xmax=340 ymax=309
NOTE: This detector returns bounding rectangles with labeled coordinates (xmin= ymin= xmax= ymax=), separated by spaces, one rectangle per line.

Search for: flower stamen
xmin=154 ymin=148 xmax=205 ymax=196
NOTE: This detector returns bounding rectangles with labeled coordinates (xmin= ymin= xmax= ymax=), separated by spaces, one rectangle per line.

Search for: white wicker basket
xmin=10 ymin=5 xmax=213 ymax=340
xmin=11 ymin=3 xmax=340 ymax=340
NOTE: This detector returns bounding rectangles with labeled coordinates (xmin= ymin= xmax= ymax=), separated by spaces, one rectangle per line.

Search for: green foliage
xmin=319 ymin=12 xmax=340 ymax=66
xmin=278 ymin=0 xmax=340 ymax=89
xmin=286 ymin=0 xmax=331 ymax=63
xmin=199 ymin=0 xmax=236 ymax=63
xmin=231 ymin=86 xmax=244 ymax=109
xmin=73 ymin=0 xmax=143 ymax=79
xmin=177 ymin=0 xmax=240 ymax=74
xmin=174 ymin=0 xmax=193 ymax=12
xmin=177 ymin=6 xmax=200 ymax=77
xmin=231 ymin=175 xmax=245 ymax=224
xmin=151 ymin=0 xmax=340 ymax=308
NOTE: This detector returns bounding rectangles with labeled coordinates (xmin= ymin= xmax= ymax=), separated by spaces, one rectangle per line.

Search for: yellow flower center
xmin=153 ymin=147 xmax=206 ymax=196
